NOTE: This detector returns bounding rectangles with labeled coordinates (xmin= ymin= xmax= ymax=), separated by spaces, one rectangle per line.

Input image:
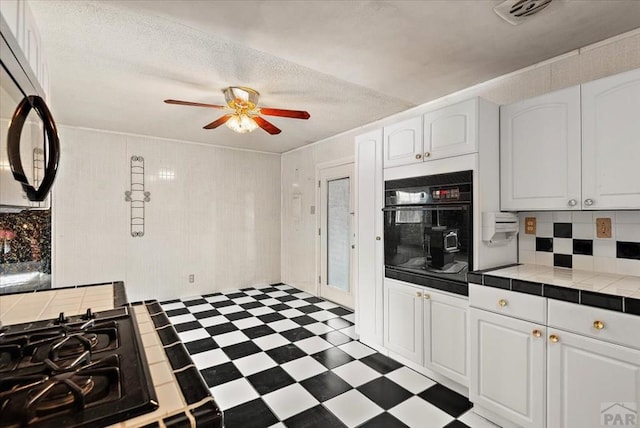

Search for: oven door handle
xmin=383 ymin=205 xmax=467 ymax=212
xmin=7 ymin=95 xmax=60 ymax=202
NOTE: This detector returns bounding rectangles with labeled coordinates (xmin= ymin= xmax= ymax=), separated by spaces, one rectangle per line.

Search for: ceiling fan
xmin=164 ymin=86 xmax=310 ymax=135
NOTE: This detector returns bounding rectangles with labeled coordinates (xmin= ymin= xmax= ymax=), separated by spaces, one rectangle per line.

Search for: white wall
xmin=53 ymin=126 xmax=281 ymax=302
xmin=280 ymin=29 xmax=640 ymax=292
xmin=280 ymin=133 xmax=354 ymax=293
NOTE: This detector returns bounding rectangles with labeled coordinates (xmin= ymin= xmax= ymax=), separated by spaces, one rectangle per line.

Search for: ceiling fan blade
xmin=165 ymin=99 xmax=226 ymax=109
xmin=203 ymin=114 xmax=233 ymax=129
xmin=254 ymin=116 xmax=282 ymax=135
xmin=259 ymin=107 xmax=310 ymax=120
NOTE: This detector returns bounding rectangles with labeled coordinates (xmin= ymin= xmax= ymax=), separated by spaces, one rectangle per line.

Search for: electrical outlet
xmin=525 ymin=217 xmax=536 ymax=235
xmin=596 ymin=218 xmax=612 ymax=238
xmin=188 ymin=274 xmax=195 ymax=283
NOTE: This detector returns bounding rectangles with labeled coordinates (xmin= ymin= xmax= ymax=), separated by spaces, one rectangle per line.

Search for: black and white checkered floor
xmin=160 ymin=284 xmax=498 ymax=428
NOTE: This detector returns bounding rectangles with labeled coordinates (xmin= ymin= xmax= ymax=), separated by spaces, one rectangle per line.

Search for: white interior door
xmin=319 ymin=163 xmax=354 ymax=309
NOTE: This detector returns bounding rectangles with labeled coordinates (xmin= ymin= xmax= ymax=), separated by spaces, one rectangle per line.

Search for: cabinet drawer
xmin=548 ymin=299 xmax=640 ymax=350
xmin=469 ymin=283 xmax=546 ymax=324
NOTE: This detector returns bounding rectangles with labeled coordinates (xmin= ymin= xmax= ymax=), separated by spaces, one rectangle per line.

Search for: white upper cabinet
xmin=423 ymin=98 xmax=477 ymax=161
xmin=501 ymin=68 xmax=640 ymax=211
xmin=383 ymin=116 xmax=423 ymax=168
xmin=383 ymin=98 xmax=484 ymax=168
xmin=500 ymin=86 xmax=581 ymax=211
xmin=582 ymin=68 xmax=640 ymax=210
xmin=1 ymin=0 xmax=49 ymax=99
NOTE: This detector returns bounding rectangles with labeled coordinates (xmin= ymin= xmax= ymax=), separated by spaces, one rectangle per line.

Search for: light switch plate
xmin=525 ymin=217 xmax=536 ymax=235
xmin=596 ymin=218 xmax=612 ymax=238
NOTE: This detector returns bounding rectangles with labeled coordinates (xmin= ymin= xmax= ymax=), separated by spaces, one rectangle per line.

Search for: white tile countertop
xmin=0 ymin=284 xmax=115 ymax=325
xmin=486 ymin=264 xmax=640 ymax=299
xmin=468 ymin=264 xmax=640 ymax=315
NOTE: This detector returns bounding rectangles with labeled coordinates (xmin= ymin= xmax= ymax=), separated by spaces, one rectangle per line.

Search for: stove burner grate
xmin=0 ymin=355 xmax=121 ymax=427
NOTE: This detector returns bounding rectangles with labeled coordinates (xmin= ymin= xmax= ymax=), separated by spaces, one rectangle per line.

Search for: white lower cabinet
xmin=384 ymin=278 xmax=469 ymax=384
xmin=470 ymin=308 xmax=546 ymax=428
xmin=424 ymin=289 xmax=469 ymax=386
xmin=547 ymin=329 xmax=640 ymax=428
xmin=470 ymin=283 xmax=640 ymax=428
xmin=384 ymin=279 xmax=423 ymax=364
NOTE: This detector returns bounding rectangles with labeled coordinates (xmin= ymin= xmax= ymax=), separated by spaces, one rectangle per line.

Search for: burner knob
xmin=83 ymin=308 xmax=96 ymax=320
xmin=56 ymin=312 xmax=69 ymax=324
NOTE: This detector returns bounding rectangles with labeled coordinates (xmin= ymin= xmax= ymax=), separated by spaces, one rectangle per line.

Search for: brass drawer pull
xmin=415 ymin=291 xmax=422 ymax=298
xmin=593 ymin=320 xmax=605 ymax=330
xmin=549 ymin=334 xmax=559 ymax=343
xmin=424 ymin=294 xmax=430 ymax=300
xmin=498 ymin=299 xmax=508 ymax=307
xmin=532 ymin=329 xmax=542 ymax=338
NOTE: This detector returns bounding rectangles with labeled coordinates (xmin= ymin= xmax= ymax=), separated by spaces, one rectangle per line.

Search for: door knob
xmin=584 ymin=198 xmax=594 ymax=206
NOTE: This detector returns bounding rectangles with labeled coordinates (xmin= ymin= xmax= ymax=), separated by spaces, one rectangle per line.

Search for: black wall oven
xmin=384 ymin=170 xmax=472 ymax=292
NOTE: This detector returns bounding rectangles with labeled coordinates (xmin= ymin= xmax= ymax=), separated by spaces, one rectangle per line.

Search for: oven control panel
xmin=432 ymin=187 xmax=460 ymax=200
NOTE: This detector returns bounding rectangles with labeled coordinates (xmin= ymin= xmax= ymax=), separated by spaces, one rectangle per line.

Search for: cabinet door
xmin=355 ymin=129 xmax=384 ymax=345
xmin=22 ymin=4 xmax=41 ymax=82
xmin=548 ymin=328 xmax=640 ymax=428
xmin=500 ymin=86 xmax=581 ymax=211
xmin=384 ymin=279 xmax=423 ymax=364
xmin=423 ymin=98 xmax=477 ymax=161
xmin=582 ymin=68 xmax=640 ymax=209
xmin=424 ymin=289 xmax=469 ymax=386
xmin=383 ymin=116 xmax=423 ymax=168
xmin=0 ymin=0 xmax=23 ymax=44
xmin=470 ymin=308 xmax=546 ymax=428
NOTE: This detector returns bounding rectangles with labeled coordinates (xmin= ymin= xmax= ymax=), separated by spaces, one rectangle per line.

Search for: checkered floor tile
xmin=161 ymin=284 xmax=498 ymax=428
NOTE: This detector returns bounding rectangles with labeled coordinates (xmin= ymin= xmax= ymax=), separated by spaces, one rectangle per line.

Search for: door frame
xmin=315 ymin=156 xmax=355 ymax=307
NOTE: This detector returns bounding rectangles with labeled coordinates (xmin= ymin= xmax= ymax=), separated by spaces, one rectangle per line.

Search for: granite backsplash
xmin=0 ymin=209 xmax=51 ymax=275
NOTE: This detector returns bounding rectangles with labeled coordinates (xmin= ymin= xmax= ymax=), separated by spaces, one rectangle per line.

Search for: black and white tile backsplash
xmin=518 ymin=211 xmax=640 ymax=276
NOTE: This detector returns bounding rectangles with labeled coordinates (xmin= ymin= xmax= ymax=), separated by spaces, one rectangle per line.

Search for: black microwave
xmin=1 ymin=16 xmax=59 ymax=206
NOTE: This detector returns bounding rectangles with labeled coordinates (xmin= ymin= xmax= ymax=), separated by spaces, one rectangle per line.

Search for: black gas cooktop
xmin=0 ymin=307 xmax=158 ymax=427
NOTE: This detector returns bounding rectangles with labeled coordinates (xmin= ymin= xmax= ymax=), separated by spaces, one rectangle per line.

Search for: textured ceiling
xmin=30 ymin=0 xmax=640 ymax=153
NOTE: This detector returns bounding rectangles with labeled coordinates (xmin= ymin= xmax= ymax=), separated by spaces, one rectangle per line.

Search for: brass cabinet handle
xmin=424 ymin=151 xmax=431 ymax=158
xmin=593 ymin=320 xmax=605 ymax=330
xmin=532 ymin=329 xmax=542 ymax=337
xmin=568 ymin=199 xmax=577 ymax=207
xmin=415 ymin=291 xmax=422 ymax=298
xmin=584 ymin=198 xmax=594 ymax=206
xmin=549 ymin=334 xmax=559 ymax=343
xmin=498 ymin=299 xmax=508 ymax=307
xmin=424 ymin=293 xmax=430 ymax=300
xmin=415 ymin=154 xmax=422 ymax=160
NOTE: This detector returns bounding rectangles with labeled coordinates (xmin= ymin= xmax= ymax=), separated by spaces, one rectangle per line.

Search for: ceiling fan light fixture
xmin=226 ymin=113 xmax=258 ymax=133
xmin=224 ymin=86 xmax=260 ymax=110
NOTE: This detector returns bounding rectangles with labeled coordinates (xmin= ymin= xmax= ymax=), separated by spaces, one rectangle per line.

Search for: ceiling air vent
xmin=494 ymin=0 xmax=553 ymax=25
